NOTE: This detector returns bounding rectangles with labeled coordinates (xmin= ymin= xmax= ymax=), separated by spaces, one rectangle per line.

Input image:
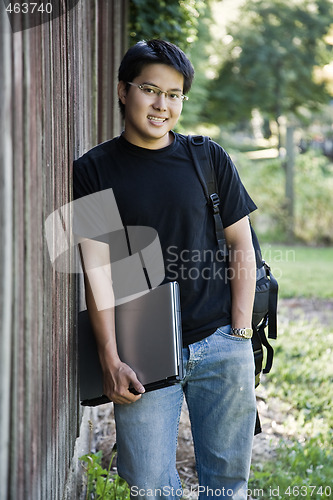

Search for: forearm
xmin=228 ymin=243 xmax=256 ymax=328
xmin=224 ymin=216 xmax=256 ymax=329
xmin=83 ymin=269 xmax=121 ymax=371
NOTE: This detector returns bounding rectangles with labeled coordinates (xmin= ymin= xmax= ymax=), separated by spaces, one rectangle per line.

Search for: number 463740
xmin=284 ymin=485 xmax=332 ymax=497
xmin=5 ymin=3 xmax=53 ymax=14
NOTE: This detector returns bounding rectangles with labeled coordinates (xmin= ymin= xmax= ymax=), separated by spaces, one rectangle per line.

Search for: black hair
xmin=118 ymin=39 xmax=194 ymax=118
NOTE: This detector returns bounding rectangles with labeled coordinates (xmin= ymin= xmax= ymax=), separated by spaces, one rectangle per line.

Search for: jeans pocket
xmin=216 ymin=325 xmax=251 ymax=342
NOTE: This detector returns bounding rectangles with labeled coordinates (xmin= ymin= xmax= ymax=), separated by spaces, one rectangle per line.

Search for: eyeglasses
xmin=127 ymin=82 xmax=189 ymax=102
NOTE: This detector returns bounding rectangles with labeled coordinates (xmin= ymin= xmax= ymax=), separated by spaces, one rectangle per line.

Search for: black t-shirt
xmin=73 ymin=132 xmax=256 ymax=346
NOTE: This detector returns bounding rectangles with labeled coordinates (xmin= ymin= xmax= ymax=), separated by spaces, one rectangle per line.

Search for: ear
xmin=118 ymin=81 xmax=127 ymax=105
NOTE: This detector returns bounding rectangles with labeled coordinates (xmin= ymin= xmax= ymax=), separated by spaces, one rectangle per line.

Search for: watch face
xmin=232 ymin=328 xmax=253 ymax=338
xmin=243 ymin=328 xmax=253 ymax=338
xmin=240 ymin=329 xmax=252 ymax=339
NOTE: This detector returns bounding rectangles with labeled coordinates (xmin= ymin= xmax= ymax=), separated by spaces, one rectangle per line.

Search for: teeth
xmin=148 ymin=116 xmax=166 ymax=122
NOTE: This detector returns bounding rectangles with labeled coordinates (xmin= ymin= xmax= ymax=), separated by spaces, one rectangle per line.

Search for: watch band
xmin=231 ymin=327 xmax=253 ymax=339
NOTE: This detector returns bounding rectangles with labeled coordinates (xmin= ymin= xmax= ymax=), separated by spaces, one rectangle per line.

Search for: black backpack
xmin=187 ymin=135 xmax=278 ymax=433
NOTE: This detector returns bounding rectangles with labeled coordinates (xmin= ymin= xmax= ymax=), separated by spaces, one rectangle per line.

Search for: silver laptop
xmin=78 ymin=282 xmax=183 ymax=406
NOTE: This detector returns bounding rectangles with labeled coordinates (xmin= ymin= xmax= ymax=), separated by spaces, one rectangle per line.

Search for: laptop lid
xmin=78 ymin=282 xmax=183 ymax=406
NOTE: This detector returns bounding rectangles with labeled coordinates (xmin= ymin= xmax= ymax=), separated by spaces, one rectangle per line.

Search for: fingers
xmin=130 ymin=376 xmax=145 ymax=396
xmin=103 ymin=362 xmax=145 ymax=405
xmin=109 ymin=385 xmax=143 ymax=405
xmin=113 ymin=391 xmax=141 ymax=405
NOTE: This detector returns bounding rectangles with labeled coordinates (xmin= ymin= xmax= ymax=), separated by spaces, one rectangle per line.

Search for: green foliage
xmin=262 ymin=245 xmax=333 ymax=299
xmin=294 ymin=151 xmax=333 ymax=245
xmin=128 ymin=0 xmax=207 ymax=51
xmin=268 ymin=319 xmax=333 ymax=432
xmin=232 ymin=152 xmax=288 ymax=242
xmin=128 ymin=0 xmax=216 ymax=130
xmin=80 ymin=448 xmax=130 ymax=499
xmin=177 ymin=2 xmax=216 ymax=130
xmin=233 ymin=149 xmax=333 ymax=245
xmin=250 ymin=314 xmax=333 ymax=498
xmin=251 ymin=440 xmax=333 ymax=499
xmin=204 ymin=0 xmax=333 ymax=126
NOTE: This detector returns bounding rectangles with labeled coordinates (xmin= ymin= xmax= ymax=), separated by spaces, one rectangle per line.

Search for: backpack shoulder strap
xmin=267 ymin=265 xmax=278 ymax=339
xmin=187 ymin=135 xmax=228 ymax=256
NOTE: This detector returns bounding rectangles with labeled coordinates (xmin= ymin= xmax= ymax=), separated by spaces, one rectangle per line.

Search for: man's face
xmin=118 ymin=63 xmax=185 ymax=149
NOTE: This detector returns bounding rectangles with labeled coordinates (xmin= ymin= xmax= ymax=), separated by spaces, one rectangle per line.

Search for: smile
xmin=147 ymin=115 xmax=167 ymax=123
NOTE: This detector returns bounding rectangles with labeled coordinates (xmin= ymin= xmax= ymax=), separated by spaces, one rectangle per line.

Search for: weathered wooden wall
xmin=0 ymin=2 xmax=127 ymax=499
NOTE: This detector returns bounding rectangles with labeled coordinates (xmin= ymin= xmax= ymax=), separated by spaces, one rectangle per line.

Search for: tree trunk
xmin=285 ymin=125 xmax=295 ymax=241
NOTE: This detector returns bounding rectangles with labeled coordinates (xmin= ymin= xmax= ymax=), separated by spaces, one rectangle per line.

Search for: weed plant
xmin=80 ymin=445 xmax=130 ymax=499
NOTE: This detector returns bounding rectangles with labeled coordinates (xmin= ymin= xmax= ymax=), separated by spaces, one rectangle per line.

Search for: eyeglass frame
xmin=127 ymin=82 xmax=189 ymax=102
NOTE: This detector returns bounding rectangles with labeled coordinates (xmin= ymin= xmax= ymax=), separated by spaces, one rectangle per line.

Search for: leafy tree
xmin=128 ymin=0 xmax=215 ymax=129
xmin=203 ymin=0 xmax=333 ymax=141
xmin=128 ymin=0 xmax=206 ymax=51
xmin=179 ymin=1 xmax=216 ymax=130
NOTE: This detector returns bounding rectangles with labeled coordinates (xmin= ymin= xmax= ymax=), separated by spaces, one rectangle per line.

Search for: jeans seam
xmin=175 ymin=394 xmax=184 ymax=492
xmin=185 ymin=399 xmax=202 ymax=490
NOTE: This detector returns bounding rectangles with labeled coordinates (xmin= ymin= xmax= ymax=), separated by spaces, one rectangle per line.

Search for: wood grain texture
xmin=0 ymin=2 xmax=127 ymax=498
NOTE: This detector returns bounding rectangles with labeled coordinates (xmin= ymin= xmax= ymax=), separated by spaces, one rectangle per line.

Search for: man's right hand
xmin=102 ymin=358 xmax=145 ymax=404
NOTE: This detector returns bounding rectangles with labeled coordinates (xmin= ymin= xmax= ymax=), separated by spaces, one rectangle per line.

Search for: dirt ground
xmin=90 ymin=298 xmax=333 ymax=495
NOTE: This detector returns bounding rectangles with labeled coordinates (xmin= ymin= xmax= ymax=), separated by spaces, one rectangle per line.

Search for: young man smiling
xmin=74 ymin=40 xmax=257 ymax=499
xmin=117 ymin=55 xmax=189 ymax=149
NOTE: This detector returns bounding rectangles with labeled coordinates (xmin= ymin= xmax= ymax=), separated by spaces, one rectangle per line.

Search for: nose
xmin=153 ymin=92 xmax=167 ymax=110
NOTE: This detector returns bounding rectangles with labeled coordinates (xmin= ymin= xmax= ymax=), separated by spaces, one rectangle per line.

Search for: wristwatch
xmin=231 ymin=327 xmax=253 ymax=339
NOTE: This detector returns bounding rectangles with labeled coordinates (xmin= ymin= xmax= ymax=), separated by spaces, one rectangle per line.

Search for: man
xmin=74 ymin=39 xmax=257 ymax=500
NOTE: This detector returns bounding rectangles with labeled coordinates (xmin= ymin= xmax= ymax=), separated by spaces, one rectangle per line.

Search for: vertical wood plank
xmin=0 ymin=8 xmax=13 ymax=500
xmin=0 ymin=1 xmax=128 ymax=499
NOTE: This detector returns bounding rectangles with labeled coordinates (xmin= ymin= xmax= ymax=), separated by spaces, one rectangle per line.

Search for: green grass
xmin=261 ymin=244 xmax=333 ymax=299
xmin=266 ymin=318 xmax=333 ymax=436
xmin=250 ymin=440 xmax=333 ymax=500
xmin=249 ymin=285 xmax=333 ymax=498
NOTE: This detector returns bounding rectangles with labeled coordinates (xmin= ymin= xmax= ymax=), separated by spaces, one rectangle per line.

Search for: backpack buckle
xmin=210 ymin=193 xmax=220 ymax=213
xmin=190 ymin=135 xmax=205 ymax=146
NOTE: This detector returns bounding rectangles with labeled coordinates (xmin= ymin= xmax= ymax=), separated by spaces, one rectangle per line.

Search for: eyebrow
xmin=141 ymin=81 xmax=183 ymax=92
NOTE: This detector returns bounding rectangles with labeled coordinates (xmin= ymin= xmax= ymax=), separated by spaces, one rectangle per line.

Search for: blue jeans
xmin=114 ymin=325 xmax=256 ymax=499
